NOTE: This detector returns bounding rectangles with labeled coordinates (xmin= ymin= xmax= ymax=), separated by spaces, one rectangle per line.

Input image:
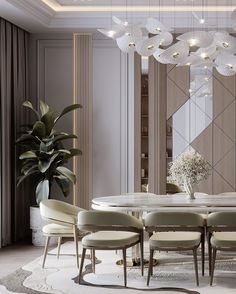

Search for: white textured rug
xmin=0 ymin=241 xmax=236 ymax=294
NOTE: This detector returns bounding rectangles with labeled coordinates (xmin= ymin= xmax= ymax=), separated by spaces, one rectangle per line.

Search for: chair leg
xmin=208 ymin=232 xmax=212 ymax=276
xmin=42 ymin=236 xmax=50 ymax=268
xmin=79 ymin=248 xmax=86 ymax=284
xmin=57 ymin=237 xmax=62 ymax=259
xmin=122 ymin=249 xmax=127 ymax=287
xmin=147 ymin=249 xmax=154 ymax=286
xmin=140 ymin=234 xmax=144 ymax=276
xmin=201 ymin=233 xmax=205 ymax=276
xmin=73 ymin=225 xmax=79 ymax=268
xmin=193 ymin=247 xmax=199 ymax=286
xmin=92 ymin=249 xmax=96 ymax=274
xmin=210 ymin=248 xmax=217 ymax=286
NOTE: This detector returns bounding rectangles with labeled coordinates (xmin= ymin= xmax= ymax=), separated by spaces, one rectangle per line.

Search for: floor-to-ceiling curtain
xmin=0 ymin=18 xmax=30 ymax=246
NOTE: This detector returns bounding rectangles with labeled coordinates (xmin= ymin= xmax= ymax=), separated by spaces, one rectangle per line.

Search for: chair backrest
xmin=144 ymin=212 xmax=205 ymax=232
xmin=77 ymin=211 xmax=143 ymax=232
xmin=207 ymin=212 xmax=236 ymax=230
xmin=218 ymin=192 xmax=236 ymax=196
xmin=40 ymin=199 xmax=84 ymax=225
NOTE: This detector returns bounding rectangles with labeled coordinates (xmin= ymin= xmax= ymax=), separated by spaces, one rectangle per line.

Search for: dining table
xmin=91 ymin=192 xmax=236 ymax=213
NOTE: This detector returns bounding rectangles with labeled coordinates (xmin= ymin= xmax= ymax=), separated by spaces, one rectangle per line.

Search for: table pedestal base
xmin=116 ymin=258 xmax=158 ymax=268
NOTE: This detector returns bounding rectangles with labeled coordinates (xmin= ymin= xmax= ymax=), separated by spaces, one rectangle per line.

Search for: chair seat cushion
xmin=211 ymin=232 xmax=236 ymax=248
xmin=82 ymin=231 xmax=139 ymax=248
xmin=42 ymin=224 xmax=73 ymax=235
xmin=149 ymin=232 xmax=201 ymax=249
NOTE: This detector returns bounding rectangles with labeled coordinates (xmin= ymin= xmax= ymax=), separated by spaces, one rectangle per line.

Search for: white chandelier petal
xmin=112 ymin=16 xmax=129 ymax=27
xmin=215 ymin=51 xmax=236 ymax=70
xmin=124 ymin=25 xmax=143 ymax=38
xmin=156 ymin=41 xmax=190 ymax=64
xmin=98 ymin=26 xmax=126 ymax=39
xmin=159 ymin=32 xmax=173 ymax=46
xmin=214 ymin=32 xmax=236 ymax=53
xmin=153 ymin=48 xmax=165 ymax=63
xmin=146 ymin=18 xmax=172 ymax=34
xmin=136 ymin=35 xmax=163 ymax=56
xmin=177 ymin=31 xmax=213 ymax=48
xmin=116 ymin=35 xmax=141 ymax=53
xmin=192 ymin=43 xmax=218 ymax=62
xmin=216 ymin=65 xmax=236 ymax=76
xmin=177 ymin=54 xmax=203 ymax=66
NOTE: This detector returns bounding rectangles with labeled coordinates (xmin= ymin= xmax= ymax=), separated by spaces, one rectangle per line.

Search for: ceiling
xmin=0 ymin=0 xmax=236 ymax=33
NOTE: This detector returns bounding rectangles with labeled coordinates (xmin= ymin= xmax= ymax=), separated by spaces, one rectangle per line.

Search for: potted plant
xmin=16 ymin=100 xmax=82 ymax=245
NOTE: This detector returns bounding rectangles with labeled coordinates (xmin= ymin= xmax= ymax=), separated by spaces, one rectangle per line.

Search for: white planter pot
xmin=30 ymin=206 xmax=57 ymax=246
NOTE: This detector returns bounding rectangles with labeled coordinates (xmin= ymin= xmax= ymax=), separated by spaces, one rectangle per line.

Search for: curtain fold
xmin=0 ymin=18 xmax=29 ymax=246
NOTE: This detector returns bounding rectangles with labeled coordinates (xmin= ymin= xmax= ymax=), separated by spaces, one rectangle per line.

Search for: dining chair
xmin=207 ymin=211 xmax=236 ymax=286
xmin=144 ymin=211 xmax=205 ymax=286
xmin=77 ymin=210 xmax=144 ymax=287
xmin=40 ymin=199 xmax=85 ymax=268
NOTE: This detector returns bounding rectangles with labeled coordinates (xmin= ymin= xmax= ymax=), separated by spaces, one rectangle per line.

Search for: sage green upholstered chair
xmin=77 ymin=210 xmax=144 ymax=287
xmin=207 ymin=212 xmax=236 ymax=286
xmin=144 ymin=212 xmax=205 ymax=286
xmin=40 ymin=199 xmax=84 ymax=269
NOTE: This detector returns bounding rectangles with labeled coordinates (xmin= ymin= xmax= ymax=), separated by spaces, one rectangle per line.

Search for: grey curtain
xmin=0 ymin=18 xmax=30 ymax=246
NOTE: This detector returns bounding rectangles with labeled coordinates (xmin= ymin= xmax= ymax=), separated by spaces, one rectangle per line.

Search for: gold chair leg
xmin=210 ymin=248 xmax=217 ymax=286
xmin=140 ymin=235 xmax=144 ymax=276
xmin=42 ymin=236 xmax=50 ymax=268
xmin=147 ymin=249 xmax=154 ymax=286
xmin=57 ymin=237 xmax=62 ymax=259
xmin=73 ymin=225 xmax=79 ymax=268
xmin=122 ymin=249 xmax=127 ymax=287
xmin=193 ymin=247 xmax=199 ymax=286
xmin=92 ymin=249 xmax=96 ymax=274
xmin=79 ymin=248 xmax=86 ymax=284
xmin=201 ymin=233 xmax=205 ymax=276
xmin=208 ymin=233 xmax=212 ymax=276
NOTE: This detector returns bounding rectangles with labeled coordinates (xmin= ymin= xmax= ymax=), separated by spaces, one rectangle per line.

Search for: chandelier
xmin=98 ymin=3 xmax=236 ymax=77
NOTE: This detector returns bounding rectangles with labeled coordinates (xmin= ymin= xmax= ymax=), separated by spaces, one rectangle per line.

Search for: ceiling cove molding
xmin=42 ymin=0 xmax=235 ymax=13
xmin=6 ymin=0 xmax=54 ymax=25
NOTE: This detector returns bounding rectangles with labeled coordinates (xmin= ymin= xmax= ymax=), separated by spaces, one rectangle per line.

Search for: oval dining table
xmin=92 ymin=192 xmax=236 ymax=213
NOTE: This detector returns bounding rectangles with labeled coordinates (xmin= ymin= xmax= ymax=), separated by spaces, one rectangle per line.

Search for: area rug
xmin=0 ymin=242 xmax=236 ymax=294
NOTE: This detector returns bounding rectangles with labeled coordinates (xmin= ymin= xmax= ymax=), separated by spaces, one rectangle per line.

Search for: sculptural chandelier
xmin=98 ymin=3 xmax=236 ymax=77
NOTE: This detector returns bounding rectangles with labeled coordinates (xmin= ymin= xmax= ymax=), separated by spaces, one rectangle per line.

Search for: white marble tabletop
xmin=91 ymin=193 xmax=236 ymax=212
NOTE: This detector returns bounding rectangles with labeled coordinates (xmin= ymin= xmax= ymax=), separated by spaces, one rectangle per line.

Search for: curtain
xmin=0 ymin=18 xmax=29 ymax=246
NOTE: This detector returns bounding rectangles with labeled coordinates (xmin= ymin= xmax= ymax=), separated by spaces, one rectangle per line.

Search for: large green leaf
xmin=32 ymin=121 xmax=46 ymax=138
xmin=36 ymin=179 xmax=49 ymax=204
xmin=19 ymin=151 xmax=37 ymax=160
xmin=55 ymin=175 xmax=70 ymax=197
xmin=22 ymin=164 xmax=39 ymax=176
xmin=39 ymin=153 xmax=59 ymax=173
xmin=40 ymin=140 xmax=54 ymax=153
xmin=53 ymin=134 xmax=77 ymax=144
xmin=41 ymin=111 xmax=58 ymax=136
xmin=54 ymin=104 xmax=82 ymax=123
xmin=16 ymin=134 xmax=40 ymax=145
xmin=56 ymin=166 xmax=76 ymax=184
xmin=17 ymin=170 xmax=41 ymax=186
xmin=39 ymin=100 xmax=50 ymax=116
xmin=22 ymin=101 xmax=40 ymax=120
xmin=64 ymin=148 xmax=82 ymax=160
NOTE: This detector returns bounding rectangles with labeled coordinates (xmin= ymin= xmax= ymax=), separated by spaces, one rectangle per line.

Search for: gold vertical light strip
xmin=72 ymin=33 xmax=93 ymax=208
xmin=73 ymin=33 xmax=78 ymax=206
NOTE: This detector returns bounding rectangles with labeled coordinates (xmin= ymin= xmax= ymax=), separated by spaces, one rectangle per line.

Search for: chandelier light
xmin=98 ymin=2 xmax=236 ymax=76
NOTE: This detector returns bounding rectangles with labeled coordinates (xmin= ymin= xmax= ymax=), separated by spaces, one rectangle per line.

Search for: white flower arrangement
xmin=169 ymin=150 xmax=211 ymax=188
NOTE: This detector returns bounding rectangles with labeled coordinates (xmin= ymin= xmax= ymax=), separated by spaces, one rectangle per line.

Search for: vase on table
xmin=184 ymin=179 xmax=195 ymax=200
